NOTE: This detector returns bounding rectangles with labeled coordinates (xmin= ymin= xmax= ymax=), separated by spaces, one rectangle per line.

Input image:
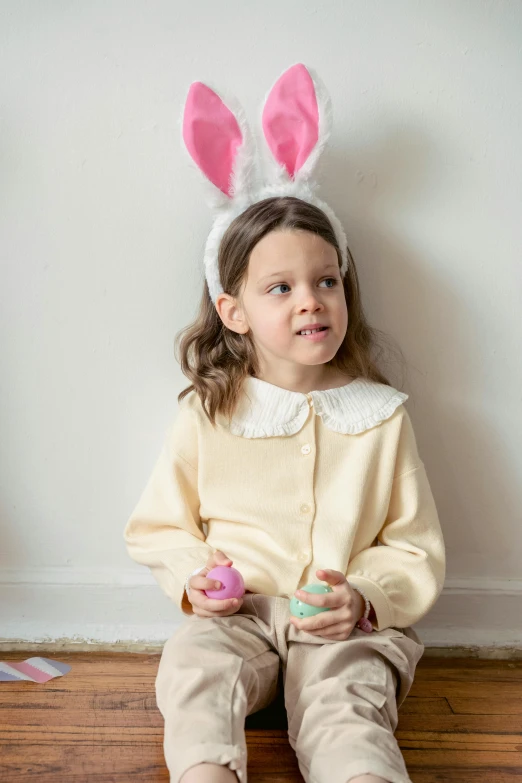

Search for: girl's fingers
xmin=203 ymin=595 xmax=239 ymax=611
xmin=197 ymin=598 xmax=241 ymax=617
xmin=193 ymin=596 xmax=240 ymax=617
xmin=294 ymin=590 xmax=338 ymax=608
xmin=292 ymin=608 xmax=342 ymax=632
xmin=192 ymin=576 xmax=222 ymax=592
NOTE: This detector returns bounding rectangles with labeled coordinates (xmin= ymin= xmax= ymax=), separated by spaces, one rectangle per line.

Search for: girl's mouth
xmin=297 ymin=327 xmax=330 ymax=341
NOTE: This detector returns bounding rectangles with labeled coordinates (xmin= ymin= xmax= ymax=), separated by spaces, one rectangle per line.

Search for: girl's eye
xmin=268 ymin=278 xmax=337 ymax=295
xmin=321 ymin=278 xmax=337 ymax=288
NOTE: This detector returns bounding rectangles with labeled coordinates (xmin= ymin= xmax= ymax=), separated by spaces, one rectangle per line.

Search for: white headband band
xmin=180 ymin=63 xmax=348 ymax=305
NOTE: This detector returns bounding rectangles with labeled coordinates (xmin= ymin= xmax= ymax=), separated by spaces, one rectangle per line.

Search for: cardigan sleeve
xmin=123 ymin=400 xmax=214 ymax=615
xmin=346 ymin=409 xmax=446 ymax=631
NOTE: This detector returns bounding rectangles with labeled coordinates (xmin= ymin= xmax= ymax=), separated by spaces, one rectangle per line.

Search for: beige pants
xmin=156 ymin=592 xmax=425 ymax=783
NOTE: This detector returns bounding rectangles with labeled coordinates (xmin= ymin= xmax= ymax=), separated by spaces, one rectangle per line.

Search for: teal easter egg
xmin=289 ymin=583 xmax=333 ymax=619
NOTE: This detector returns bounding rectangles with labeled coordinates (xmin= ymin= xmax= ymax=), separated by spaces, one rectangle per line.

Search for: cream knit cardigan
xmin=124 ymin=376 xmax=446 ymax=630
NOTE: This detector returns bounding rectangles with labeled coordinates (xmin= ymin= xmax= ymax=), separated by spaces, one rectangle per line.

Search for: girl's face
xmin=218 ymin=229 xmax=348 ymax=384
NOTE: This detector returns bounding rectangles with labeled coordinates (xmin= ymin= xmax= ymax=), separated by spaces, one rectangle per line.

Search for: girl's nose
xmin=298 ymin=292 xmax=323 ymax=310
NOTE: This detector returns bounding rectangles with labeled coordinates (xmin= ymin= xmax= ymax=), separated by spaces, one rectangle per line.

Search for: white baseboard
xmin=0 ymin=567 xmax=521 ymax=652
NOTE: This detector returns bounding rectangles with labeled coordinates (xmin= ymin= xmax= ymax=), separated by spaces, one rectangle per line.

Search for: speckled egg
xmin=204 ymin=566 xmax=245 ymax=600
xmin=289 ymin=583 xmax=333 ymax=618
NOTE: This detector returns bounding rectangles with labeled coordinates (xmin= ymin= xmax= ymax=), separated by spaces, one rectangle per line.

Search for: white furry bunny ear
xmin=260 ymin=62 xmax=332 ymax=187
xmin=181 ymin=80 xmax=258 ymax=209
xmin=179 ymin=64 xmax=348 ymax=306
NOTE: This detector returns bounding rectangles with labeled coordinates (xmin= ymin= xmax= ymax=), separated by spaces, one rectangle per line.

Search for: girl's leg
xmin=156 ymin=616 xmax=280 ymax=783
xmin=284 ymin=639 xmax=410 ymax=783
xmin=349 ymin=776 xmax=390 ymax=783
xmin=180 ymin=763 xmax=238 ymax=783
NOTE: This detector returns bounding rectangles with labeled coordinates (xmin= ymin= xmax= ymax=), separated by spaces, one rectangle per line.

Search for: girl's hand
xmin=290 ymin=569 xmax=366 ymax=640
xmin=187 ymin=550 xmax=244 ymax=618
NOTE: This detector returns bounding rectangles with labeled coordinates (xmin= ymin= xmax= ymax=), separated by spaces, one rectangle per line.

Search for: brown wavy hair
xmin=175 ymin=196 xmax=406 ymax=426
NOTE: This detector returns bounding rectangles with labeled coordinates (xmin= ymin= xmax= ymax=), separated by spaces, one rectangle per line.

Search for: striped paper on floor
xmin=0 ymin=657 xmax=72 ymax=682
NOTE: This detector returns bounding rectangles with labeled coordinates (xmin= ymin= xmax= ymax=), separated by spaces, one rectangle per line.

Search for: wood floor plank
xmin=1 ymin=676 xmax=157 ymax=692
xmin=0 ymin=706 xmax=163 ymax=728
xmin=0 ymin=651 xmax=520 ymax=782
xmin=0 ymin=724 xmax=164 ymax=744
xmin=0 ymin=739 xmax=299 ymax=782
xmin=398 ymin=732 xmax=522 ymax=750
xmin=402 ymin=749 xmax=522 ymax=767
xmin=407 ymin=681 xmax=522 ymax=698
xmin=0 ymin=691 xmax=158 ymax=710
xmin=0 ymin=745 xmax=170 ymax=781
xmin=409 ymin=771 xmax=522 ymax=783
xmin=398 ymin=714 xmax=522 ymax=733
xmin=411 ymin=660 xmax=522 ymax=674
xmin=399 ymin=697 xmax=454 ymax=715
xmin=448 ymin=698 xmax=522 ymax=715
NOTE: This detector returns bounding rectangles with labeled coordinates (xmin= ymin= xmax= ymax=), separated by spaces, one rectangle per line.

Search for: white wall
xmin=1 ymin=0 xmax=521 ymax=649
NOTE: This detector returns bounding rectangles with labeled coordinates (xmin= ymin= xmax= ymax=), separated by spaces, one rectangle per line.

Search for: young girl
xmin=124 ymin=64 xmax=445 ymax=783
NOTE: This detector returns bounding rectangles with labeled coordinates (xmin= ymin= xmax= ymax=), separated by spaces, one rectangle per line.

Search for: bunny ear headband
xmin=180 ymin=62 xmax=348 ymax=305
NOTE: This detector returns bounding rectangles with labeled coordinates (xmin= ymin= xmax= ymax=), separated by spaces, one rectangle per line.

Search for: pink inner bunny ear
xmin=183 ymin=82 xmax=243 ymax=197
xmin=262 ymin=63 xmax=319 ymax=179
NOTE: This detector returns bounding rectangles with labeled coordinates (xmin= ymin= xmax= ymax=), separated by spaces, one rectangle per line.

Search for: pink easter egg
xmin=204 ymin=565 xmax=245 ymax=600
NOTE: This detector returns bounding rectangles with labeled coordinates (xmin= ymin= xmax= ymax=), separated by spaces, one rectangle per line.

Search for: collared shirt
xmin=124 ymin=375 xmax=446 ymax=630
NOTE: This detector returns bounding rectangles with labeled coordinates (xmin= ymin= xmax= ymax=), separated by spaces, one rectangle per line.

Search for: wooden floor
xmin=1 ymin=651 xmax=521 ymax=782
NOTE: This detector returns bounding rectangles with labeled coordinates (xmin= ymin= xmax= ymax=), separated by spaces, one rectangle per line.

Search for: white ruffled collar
xmin=228 ymin=375 xmax=409 ymax=438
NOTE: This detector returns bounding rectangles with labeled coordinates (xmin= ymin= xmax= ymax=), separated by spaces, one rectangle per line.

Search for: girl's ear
xmin=260 ymin=62 xmax=333 ymax=184
xmin=215 ymin=292 xmax=249 ymax=336
xmin=181 ymin=80 xmax=258 ymax=204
